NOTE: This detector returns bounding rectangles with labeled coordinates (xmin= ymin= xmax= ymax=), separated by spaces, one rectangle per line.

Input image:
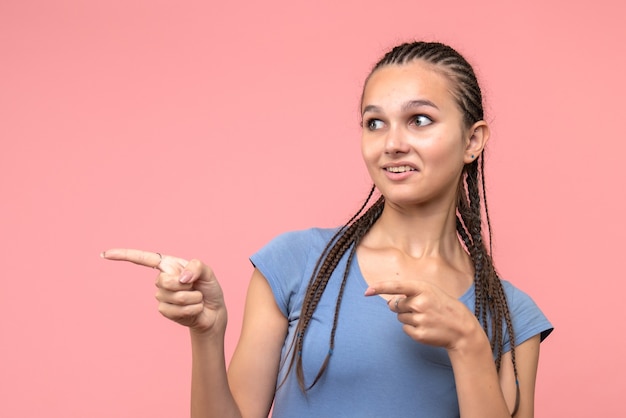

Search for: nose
xmin=384 ymin=125 xmax=410 ymax=155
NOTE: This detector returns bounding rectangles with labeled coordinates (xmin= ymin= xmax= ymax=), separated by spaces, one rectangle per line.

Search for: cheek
xmin=420 ymin=136 xmax=466 ymax=175
xmin=360 ymin=141 xmax=383 ymax=182
xmin=423 ymin=129 xmax=466 ymax=160
xmin=427 ymin=143 xmax=456 ymax=163
xmin=360 ymin=137 xmax=377 ymax=165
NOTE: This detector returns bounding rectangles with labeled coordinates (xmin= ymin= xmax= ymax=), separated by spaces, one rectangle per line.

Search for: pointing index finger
xmin=101 ymin=248 xmax=163 ymax=269
xmin=364 ymin=280 xmax=424 ymax=297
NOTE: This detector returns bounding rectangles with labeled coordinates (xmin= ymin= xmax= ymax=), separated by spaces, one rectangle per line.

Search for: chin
xmin=381 ymin=192 xmax=428 ymax=207
xmin=381 ymin=187 xmax=456 ymax=210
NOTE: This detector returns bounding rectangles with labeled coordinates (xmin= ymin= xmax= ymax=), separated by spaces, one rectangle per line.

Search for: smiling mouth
xmin=384 ymin=166 xmax=417 ymax=173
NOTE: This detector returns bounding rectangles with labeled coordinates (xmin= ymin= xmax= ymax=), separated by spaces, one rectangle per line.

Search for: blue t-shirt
xmin=250 ymin=228 xmax=553 ymax=418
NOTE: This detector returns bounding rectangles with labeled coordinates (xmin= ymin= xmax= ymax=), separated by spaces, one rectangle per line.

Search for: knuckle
xmin=409 ymin=326 xmax=426 ymax=341
xmin=191 ymin=291 xmax=203 ymax=304
xmin=415 ymin=330 xmax=427 ymax=341
xmin=189 ymin=259 xmax=212 ymax=275
xmin=413 ymin=298 xmax=428 ymax=311
xmin=157 ymin=303 xmax=169 ymax=317
xmin=158 ymin=301 xmax=200 ymax=321
xmin=174 ymin=292 xmax=189 ymax=305
xmin=159 ymin=275 xmax=179 ymax=291
xmin=187 ymin=258 xmax=202 ymax=270
xmin=180 ymin=304 xmax=199 ymax=317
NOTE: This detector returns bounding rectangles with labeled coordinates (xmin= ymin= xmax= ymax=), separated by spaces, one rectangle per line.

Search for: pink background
xmin=1 ymin=0 xmax=624 ymax=416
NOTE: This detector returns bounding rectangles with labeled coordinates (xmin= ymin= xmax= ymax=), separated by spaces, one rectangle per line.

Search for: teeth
xmin=385 ymin=166 xmax=415 ymax=173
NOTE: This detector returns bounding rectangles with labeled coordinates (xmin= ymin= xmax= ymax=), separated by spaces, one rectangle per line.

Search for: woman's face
xmin=360 ymin=60 xmax=480 ymax=209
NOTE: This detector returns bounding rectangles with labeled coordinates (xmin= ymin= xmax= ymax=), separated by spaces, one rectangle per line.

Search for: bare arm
xmin=102 ymin=250 xmax=287 ymax=418
xmin=365 ymin=280 xmax=542 ymax=418
xmin=447 ymin=326 xmax=541 ymax=417
xmin=227 ymin=269 xmax=289 ymax=417
xmin=498 ymin=335 xmax=541 ymax=417
xmin=190 ymin=269 xmax=287 ymax=418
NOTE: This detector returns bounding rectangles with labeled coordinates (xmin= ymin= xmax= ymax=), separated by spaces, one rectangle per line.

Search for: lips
xmin=382 ymin=161 xmax=419 ymax=173
xmin=384 ymin=165 xmax=417 ymax=173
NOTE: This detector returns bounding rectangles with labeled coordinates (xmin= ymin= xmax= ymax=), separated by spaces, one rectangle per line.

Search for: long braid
xmin=481 ymin=156 xmax=495 ymax=256
xmin=458 ymin=156 xmax=519 ymax=416
xmin=289 ymin=41 xmax=520 ymax=415
xmin=281 ymin=187 xmax=384 ymax=391
xmin=295 ymin=186 xmax=377 ymax=335
xmin=479 ymin=153 xmax=520 ymax=388
xmin=293 ymin=197 xmax=384 ymax=391
xmin=457 ymin=156 xmax=519 ymax=414
xmin=295 ymin=186 xmax=378 ymax=334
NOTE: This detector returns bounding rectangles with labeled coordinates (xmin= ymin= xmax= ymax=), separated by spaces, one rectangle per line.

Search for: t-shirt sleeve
xmin=502 ymin=280 xmax=553 ymax=352
xmin=249 ymin=229 xmax=319 ymax=317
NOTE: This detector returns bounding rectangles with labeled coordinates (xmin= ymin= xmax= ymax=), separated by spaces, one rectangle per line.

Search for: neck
xmin=366 ymin=197 xmax=463 ymax=260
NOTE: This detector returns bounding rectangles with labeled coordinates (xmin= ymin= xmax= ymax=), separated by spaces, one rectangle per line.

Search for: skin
xmin=102 ymin=60 xmax=542 ymax=418
xmin=359 ymin=61 xmax=540 ymax=417
xmin=102 ymin=249 xmax=285 ymax=418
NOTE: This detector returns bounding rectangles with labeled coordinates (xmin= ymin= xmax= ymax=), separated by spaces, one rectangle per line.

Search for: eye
xmin=364 ymin=119 xmax=385 ymax=131
xmin=412 ymin=115 xmax=433 ymax=127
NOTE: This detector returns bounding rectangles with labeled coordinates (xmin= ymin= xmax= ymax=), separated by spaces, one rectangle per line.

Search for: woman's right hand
xmin=101 ymin=249 xmax=227 ymax=336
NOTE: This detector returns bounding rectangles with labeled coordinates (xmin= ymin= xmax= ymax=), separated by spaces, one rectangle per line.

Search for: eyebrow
xmin=362 ymin=99 xmax=439 ymax=115
xmin=402 ymin=99 xmax=439 ymax=111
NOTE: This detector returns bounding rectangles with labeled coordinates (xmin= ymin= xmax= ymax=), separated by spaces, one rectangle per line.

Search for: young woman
xmin=103 ymin=41 xmax=552 ymax=417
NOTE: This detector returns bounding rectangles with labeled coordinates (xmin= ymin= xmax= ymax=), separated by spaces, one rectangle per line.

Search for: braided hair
xmin=284 ymin=41 xmax=519 ymax=414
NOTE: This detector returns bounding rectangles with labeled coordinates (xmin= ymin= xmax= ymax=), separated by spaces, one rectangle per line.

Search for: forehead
xmin=362 ymin=61 xmax=455 ymax=111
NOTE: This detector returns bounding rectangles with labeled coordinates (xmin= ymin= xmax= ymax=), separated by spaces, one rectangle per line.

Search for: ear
xmin=464 ymin=120 xmax=490 ymax=164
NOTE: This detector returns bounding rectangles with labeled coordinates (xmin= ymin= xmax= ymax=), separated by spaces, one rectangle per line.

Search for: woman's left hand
xmin=364 ymin=281 xmax=482 ymax=351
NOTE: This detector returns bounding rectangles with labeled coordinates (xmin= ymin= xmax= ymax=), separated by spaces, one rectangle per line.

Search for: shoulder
xmin=250 ymin=227 xmax=338 ymax=277
xmin=249 ymin=227 xmax=340 ymax=316
xmin=270 ymin=227 xmax=338 ymax=247
xmin=499 ymin=279 xmax=554 ymax=347
xmin=499 ymin=280 xmax=542 ymax=314
xmin=251 ymin=227 xmax=338 ymax=261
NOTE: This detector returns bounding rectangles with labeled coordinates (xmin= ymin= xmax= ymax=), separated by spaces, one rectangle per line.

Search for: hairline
xmin=361 ymin=58 xmax=477 ymax=128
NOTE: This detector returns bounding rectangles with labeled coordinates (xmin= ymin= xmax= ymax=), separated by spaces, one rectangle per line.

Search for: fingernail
xmin=179 ymin=270 xmax=192 ymax=283
xmin=364 ymin=287 xmax=375 ymax=296
xmin=100 ymin=251 xmax=106 ymax=258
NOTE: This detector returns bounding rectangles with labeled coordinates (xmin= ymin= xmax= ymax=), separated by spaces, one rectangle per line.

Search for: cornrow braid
xmin=368 ymin=42 xmax=485 ymax=127
xmin=288 ymin=41 xmax=520 ymax=416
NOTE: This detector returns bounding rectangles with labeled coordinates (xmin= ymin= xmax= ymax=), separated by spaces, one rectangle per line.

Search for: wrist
xmin=447 ymin=317 xmax=491 ymax=358
xmin=190 ymin=309 xmax=228 ymax=341
xmin=189 ymin=326 xmax=226 ymax=348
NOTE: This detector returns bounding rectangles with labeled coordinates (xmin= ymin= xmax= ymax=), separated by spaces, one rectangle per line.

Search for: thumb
xmin=178 ymin=258 xmax=213 ymax=284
